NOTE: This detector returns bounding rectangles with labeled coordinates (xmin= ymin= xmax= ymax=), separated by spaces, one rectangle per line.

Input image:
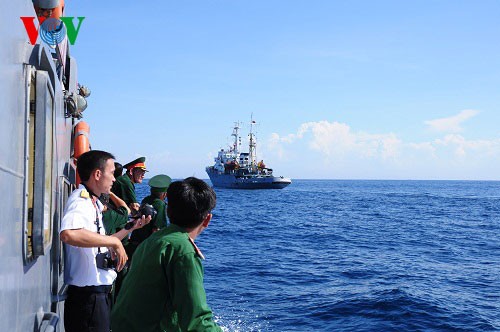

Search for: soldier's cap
xmin=148 ymin=174 xmax=172 ymax=192
xmin=123 ymin=157 xmax=147 ymax=171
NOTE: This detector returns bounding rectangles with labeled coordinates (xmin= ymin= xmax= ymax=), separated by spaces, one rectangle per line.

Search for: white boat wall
xmin=1 ymin=1 xmax=90 ymax=330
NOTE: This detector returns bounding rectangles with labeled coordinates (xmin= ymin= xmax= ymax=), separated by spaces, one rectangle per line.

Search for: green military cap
xmin=123 ymin=157 xmax=147 ymax=171
xmin=148 ymin=174 xmax=172 ymax=192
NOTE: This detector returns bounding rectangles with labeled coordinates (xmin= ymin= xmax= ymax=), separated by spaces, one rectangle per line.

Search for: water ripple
xmin=136 ymin=180 xmax=500 ymax=331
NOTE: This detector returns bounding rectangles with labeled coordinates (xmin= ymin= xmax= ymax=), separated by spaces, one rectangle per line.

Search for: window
xmin=24 ymin=67 xmax=55 ymax=261
xmin=57 ymin=178 xmax=72 ymax=274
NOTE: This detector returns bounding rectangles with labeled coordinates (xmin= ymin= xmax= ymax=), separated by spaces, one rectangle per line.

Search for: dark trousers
xmin=64 ymin=285 xmax=112 ymax=332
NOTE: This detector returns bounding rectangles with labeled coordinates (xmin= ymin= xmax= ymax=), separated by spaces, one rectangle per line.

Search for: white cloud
xmin=245 ymin=104 xmax=500 ymax=179
xmin=268 ymin=133 xmax=286 ymax=159
xmin=268 ymin=120 xmax=401 ymax=160
xmin=301 ymin=121 xmax=356 ymax=156
xmin=265 ymin=119 xmax=500 ymax=178
xmin=408 ymin=142 xmax=437 ymax=157
xmin=433 ymin=134 xmax=500 ymax=158
xmin=424 ymin=109 xmax=479 ymax=133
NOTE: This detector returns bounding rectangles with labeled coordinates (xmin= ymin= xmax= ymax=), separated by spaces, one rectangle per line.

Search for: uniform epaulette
xmin=80 ymin=189 xmax=90 ymax=199
xmin=188 ymin=237 xmax=205 ymax=260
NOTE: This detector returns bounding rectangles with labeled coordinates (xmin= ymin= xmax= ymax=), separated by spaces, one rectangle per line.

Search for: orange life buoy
xmin=74 ymin=121 xmax=90 ymax=186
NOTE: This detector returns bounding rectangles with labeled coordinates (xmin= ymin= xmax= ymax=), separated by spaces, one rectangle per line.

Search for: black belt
xmin=68 ymin=285 xmax=112 ymax=294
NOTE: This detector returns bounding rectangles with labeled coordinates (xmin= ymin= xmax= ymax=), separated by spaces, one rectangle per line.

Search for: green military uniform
xmin=143 ymin=194 xmax=167 ymax=229
xmin=102 ymin=206 xmax=129 ymax=236
xmin=102 ymin=205 xmax=130 ymax=303
xmin=112 ymin=174 xmax=137 ymax=206
xmin=129 ymin=195 xmax=167 ymax=243
xmin=129 ymin=174 xmax=171 ymax=258
xmin=111 ymin=224 xmax=222 ymax=332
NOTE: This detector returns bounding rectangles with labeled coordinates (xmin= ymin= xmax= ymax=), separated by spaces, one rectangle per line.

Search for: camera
xmin=124 ymin=203 xmax=157 ymax=230
xmin=133 ymin=203 xmax=157 ymax=219
xmin=95 ymin=252 xmax=116 ymax=270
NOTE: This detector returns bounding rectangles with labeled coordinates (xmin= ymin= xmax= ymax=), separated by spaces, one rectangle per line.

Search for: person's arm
xmin=109 ymin=192 xmax=131 ymax=215
xmin=129 ymin=202 xmax=140 ymax=211
xmin=122 ymin=181 xmax=138 ymax=206
xmin=171 ymin=254 xmax=222 ymax=332
xmin=111 ymin=215 xmax=152 ymax=241
xmin=60 ymin=228 xmax=128 ymax=271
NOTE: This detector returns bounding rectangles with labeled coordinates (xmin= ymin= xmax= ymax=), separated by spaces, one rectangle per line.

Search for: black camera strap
xmin=82 ymin=183 xmax=103 ymax=254
xmin=81 ymin=183 xmax=99 ymax=200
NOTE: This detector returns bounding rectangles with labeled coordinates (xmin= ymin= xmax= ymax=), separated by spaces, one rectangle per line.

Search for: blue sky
xmin=66 ymin=1 xmax=500 ymax=180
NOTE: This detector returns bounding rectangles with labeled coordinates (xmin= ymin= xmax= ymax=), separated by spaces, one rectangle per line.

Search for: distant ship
xmin=206 ymin=119 xmax=292 ymax=189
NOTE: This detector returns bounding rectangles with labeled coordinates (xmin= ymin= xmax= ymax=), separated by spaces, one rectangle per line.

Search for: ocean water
xmin=136 ymin=180 xmax=500 ymax=332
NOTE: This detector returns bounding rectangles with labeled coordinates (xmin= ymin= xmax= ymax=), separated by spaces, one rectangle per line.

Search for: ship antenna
xmin=232 ymin=122 xmax=240 ymax=154
xmin=249 ymin=114 xmax=257 ymax=169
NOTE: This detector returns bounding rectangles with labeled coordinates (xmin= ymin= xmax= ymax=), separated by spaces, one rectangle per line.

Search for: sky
xmin=64 ymin=1 xmax=500 ymax=180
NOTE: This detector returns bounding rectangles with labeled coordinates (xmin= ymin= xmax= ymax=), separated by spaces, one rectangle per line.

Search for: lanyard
xmin=83 ymin=184 xmax=103 ymax=253
xmin=91 ymin=199 xmax=104 ymax=254
xmin=90 ymin=198 xmax=101 ymax=233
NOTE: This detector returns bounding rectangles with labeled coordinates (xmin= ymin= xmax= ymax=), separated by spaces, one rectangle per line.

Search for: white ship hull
xmin=206 ymin=167 xmax=291 ymax=189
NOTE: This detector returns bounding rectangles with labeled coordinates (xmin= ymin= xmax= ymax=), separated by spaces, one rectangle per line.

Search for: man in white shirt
xmin=60 ymin=150 xmax=148 ymax=332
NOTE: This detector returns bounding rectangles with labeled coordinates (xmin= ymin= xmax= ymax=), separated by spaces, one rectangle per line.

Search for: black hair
xmin=151 ymin=188 xmax=166 ymax=198
xmin=99 ymin=193 xmax=110 ymax=205
xmin=114 ymin=162 xmax=123 ymax=178
xmin=166 ymin=177 xmax=216 ymax=228
xmin=77 ymin=150 xmax=115 ymax=182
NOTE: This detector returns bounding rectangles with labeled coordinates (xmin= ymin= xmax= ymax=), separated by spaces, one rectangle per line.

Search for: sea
xmin=136 ymin=179 xmax=500 ymax=332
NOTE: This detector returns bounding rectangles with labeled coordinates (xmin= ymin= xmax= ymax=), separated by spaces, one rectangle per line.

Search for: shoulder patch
xmin=80 ymin=189 xmax=90 ymax=199
xmin=188 ymin=237 xmax=205 ymax=260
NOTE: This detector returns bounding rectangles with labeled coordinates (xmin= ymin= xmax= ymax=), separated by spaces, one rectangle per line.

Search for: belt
xmin=68 ymin=285 xmax=113 ymax=294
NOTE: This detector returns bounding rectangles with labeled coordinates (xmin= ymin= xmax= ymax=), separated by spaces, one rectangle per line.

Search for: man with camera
xmin=111 ymin=177 xmax=223 ymax=332
xmin=60 ymin=150 xmax=151 ymax=332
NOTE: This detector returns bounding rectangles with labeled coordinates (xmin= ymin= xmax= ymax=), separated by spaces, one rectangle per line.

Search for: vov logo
xmin=20 ymin=16 xmax=85 ymax=46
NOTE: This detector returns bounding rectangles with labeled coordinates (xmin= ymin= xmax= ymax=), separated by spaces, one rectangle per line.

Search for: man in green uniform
xmin=101 ymin=192 xmax=130 ymax=236
xmin=101 ymin=191 xmax=132 ymax=303
xmin=111 ymin=177 xmax=222 ymax=332
xmin=112 ymin=157 xmax=147 ymax=211
xmin=129 ymin=174 xmax=171 ymax=248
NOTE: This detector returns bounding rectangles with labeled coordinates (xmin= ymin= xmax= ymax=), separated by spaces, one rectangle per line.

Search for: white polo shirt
xmin=60 ymin=185 xmax=117 ymax=286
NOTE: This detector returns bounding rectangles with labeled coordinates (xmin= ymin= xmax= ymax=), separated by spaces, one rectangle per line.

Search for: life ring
xmin=74 ymin=120 xmax=90 ymax=186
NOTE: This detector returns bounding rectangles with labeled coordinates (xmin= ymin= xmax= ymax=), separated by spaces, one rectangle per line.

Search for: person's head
xmin=123 ymin=157 xmax=147 ymax=184
xmin=131 ymin=168 xmax=146 ymax=184
xmin=34 ymin=0 xmax=60 ymax=18
xmin=77 ymin=150 xmax=115 ymax=196
xmin=99 ymin=193 xmax=110 ymax=205
xmin=114 ymin=162 xmax=123 ymax=178
xmin=151 ymin=188 xmax=167 ymax=200
xmin=98 ymin=193 xmax=110 ymax=211
xmin=167 ymin=177 xmax=216 ymax=229
xmin=149 ymin=174 xmax=172 ymax=200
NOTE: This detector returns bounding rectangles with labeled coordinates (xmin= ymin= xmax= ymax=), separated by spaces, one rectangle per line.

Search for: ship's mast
xmin=249 ymin=115 xmax=257 ymax=168
xmin=231 ymin=122 xmax=240 ymax=154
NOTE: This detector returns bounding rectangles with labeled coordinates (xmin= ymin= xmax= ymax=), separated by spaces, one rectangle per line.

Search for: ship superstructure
xmin=206 ymin=120 xmax=291 ymax=189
